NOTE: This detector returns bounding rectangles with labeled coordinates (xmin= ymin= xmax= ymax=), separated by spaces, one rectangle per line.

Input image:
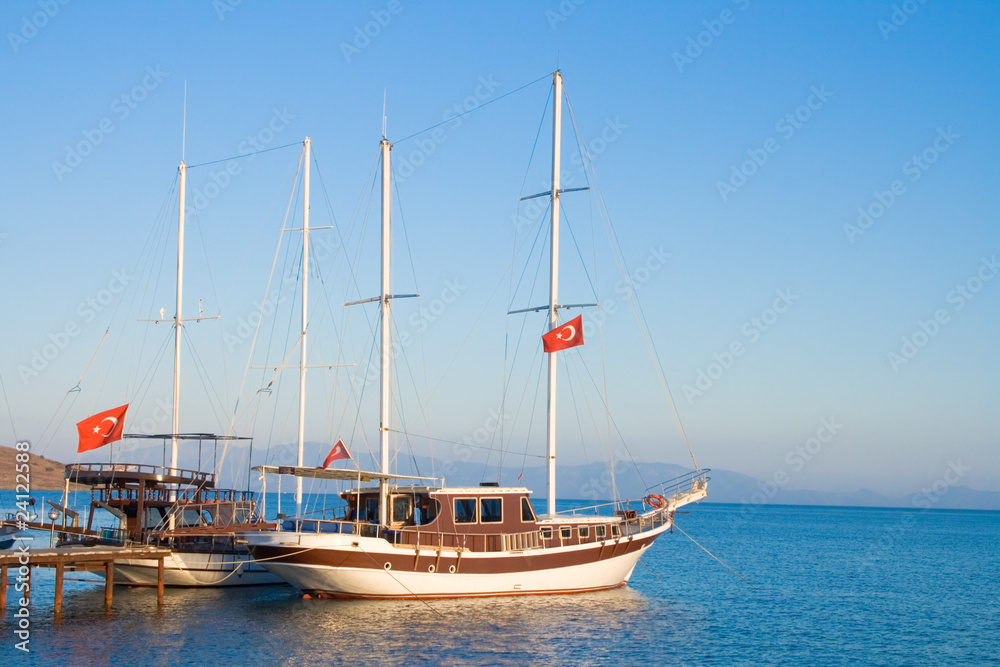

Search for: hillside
xmin=0 ymin=444 xmax=72 ymax=490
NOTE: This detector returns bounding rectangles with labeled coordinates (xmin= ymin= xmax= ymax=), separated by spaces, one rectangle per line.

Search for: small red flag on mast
xmin=321 ymin=439 xmax=351 ymax=468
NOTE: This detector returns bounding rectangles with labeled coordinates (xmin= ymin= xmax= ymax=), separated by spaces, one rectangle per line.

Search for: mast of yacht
xmin=295 ymin=137 xmax=312 ymax=517
xmin=545 ymin=71 xmax=563 ymax=517
xmin=172 ymin=160 xmax=186 ymax=475
xmin=378 ymin=137 xmax=391 ymax=527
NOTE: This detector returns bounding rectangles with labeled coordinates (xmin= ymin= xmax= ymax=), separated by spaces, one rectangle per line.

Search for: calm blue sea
xmin=2 ymin=492 xmax=998 ymax=666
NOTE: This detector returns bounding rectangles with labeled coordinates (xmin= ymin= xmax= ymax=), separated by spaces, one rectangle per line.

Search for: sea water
xmin=2 ymin=494 xmax=998 ymax=666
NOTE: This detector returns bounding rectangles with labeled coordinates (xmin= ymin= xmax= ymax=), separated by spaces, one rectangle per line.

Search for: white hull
xmin=246 ymin=521 xmax=669 ymax=599
xmin=109 ymin=550 xmax=284 ymax=587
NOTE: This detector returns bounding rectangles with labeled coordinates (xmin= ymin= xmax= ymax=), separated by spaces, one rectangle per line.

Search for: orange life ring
xmin=645 ymin=494 xmax=666 ymax=509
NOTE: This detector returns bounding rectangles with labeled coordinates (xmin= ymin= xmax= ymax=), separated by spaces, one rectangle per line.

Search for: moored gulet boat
xmin=46 ymin=149 xmax=284 ymax=587
xmin=55 ymin=442 xmax=278 ymax=586
xmin=243 ymin=72 xmax=708 ymax=599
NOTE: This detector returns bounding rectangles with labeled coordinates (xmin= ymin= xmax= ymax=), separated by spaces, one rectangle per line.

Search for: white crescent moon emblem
xmin=561 ymin=324 xmax=576 ymax=341
xmin=100 ymin=416 xmax=119 ymax=437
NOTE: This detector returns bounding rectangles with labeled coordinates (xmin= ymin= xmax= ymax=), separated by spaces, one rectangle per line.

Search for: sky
xmin=1 ymin=1 xmax=997 ymax=499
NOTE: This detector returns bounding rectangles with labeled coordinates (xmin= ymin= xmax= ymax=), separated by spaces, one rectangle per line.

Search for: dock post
xmin=104 ymin=561 xmax=114 ymax=610
xmin=157 ymin=557 xmax=164 ymax=607
xmin=24 ymin=567 xmax=30 ymax=605
xmin=54 ymin=563 xmax=65 ymax=618
xmin=0 ymin=564 xmax=6 ymax=614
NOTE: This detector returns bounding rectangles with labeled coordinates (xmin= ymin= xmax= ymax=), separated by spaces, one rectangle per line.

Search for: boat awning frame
xmin=253 ymin=465 xmax=442 ymax=484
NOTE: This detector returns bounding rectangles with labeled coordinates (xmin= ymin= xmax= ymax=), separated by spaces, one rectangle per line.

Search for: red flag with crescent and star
xmin=321 ymin=438 xmax=352 ymax=468
xmin=542 ymin=315 xmax=584 ymax=353
xmin=76 ymin=403 xmax=129 ymax=453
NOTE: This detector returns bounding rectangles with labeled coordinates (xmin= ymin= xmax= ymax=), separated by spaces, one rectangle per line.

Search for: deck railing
xmin=67 ymin=462 xmax=215 ymax=487
xmin=646 ymin=469 xmax=710 ymax=509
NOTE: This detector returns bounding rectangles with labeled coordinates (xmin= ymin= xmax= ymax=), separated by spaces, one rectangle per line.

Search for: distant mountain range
xmin=383 ymin=455 xmax=1000 ymax=512
xmin=15 ymin=442 xmax=1000 ymax=511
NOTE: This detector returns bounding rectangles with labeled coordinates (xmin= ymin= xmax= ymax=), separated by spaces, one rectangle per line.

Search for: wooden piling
xmin=104 ymin=561 xmax=114 ymax=610
xmin=157 ymin=557 xmax=165 ymax=606
xmin=1 ymin=564 xmax=6 ymax=614
xmin=54 ymin=563 xmax=64 ymax=617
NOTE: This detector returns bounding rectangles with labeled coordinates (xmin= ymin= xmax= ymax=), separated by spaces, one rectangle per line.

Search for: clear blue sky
xmin=1 ymin=1 xmax=997 ymax=497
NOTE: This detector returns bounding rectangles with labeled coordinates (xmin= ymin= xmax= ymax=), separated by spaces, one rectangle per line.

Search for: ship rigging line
xmin=671 ymin=522 xmax=757 ymax=590
xmin=392 ymin=72 xmax=552 ymax=146
xmin=563 ymin=90 xmax=701 ymax=474
xmin=0 ymin=374 xmax=17 ymax=443
xmin=185 ymin=141 xmax=302 ymax=170
xmin=354 ymin=545 xmax=445 ymax=616
xmin=386 ymin=428 xmax=546 ymax=459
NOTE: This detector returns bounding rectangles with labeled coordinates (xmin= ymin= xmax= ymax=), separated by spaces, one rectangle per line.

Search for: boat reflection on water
xmin=30 ymin=580 xmax=702 ymax=665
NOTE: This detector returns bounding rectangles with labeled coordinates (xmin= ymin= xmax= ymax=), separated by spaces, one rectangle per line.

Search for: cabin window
xmin=392 ymin=495 xmax=413 ymax=524
xmin=541 ymin=526 xmax=553 ymax=539
xmin=364 ymin=497 xmax=379 ymax=522
xmin=520 ymin=497 xmax=536 ymax=522
xmin=454 ymin=498 xmax=477 ymax=523
xmin=560 ymin=526 xmax=572 ymax=540
xmin=595 ymin=525 xmax=606 ymax=539
xmin=579 ymin=526 xmax=590 ymax=539
xmin=611 ymin=524 xmax=621 ymax=538
xmin=415 ymin=495 xmax=440 ymax=525
xmin=480 ymin=498 xmax=502 ymax=523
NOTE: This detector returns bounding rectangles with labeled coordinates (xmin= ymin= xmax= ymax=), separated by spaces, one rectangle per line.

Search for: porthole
xmin=448 ymin=565 xmax=456 ymax=573
xmin=384 ymin=562 xmax=392 ymax=570
xmin=428 ymin=565 xmax=436 ymax=573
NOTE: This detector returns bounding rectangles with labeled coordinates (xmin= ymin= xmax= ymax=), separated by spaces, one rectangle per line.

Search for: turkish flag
xmin=321 ymin=439 xmax=352 ymax=468
xmin=76 ymin=403 xmax=129 ymax=453
xmin=542 ymin=315 xmax=584 ymax=353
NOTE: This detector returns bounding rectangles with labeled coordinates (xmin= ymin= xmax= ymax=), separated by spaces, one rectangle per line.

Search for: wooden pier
xmin=0 ymin=546 xmax=171 ymax=616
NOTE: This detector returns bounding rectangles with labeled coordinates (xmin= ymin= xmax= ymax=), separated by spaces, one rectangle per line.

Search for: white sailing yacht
xmin=243 ymin=73 xmax=708 ymax=598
